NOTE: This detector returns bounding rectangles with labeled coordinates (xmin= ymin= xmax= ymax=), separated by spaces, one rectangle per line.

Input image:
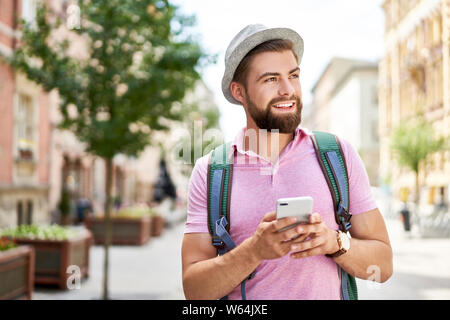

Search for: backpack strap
xmin=310 ymin=131 xmax=352 ymax=231
xmin=207 ymin=142 xmax=233 ymax=255
xmin=206 ymin=142 xmax=254 ymax=300
xmin=310 ymin=131 xmax=358 ymax=300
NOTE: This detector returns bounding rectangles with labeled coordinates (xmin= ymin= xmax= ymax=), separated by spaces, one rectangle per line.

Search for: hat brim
xmin=222 ymin=27 xmax=304 ymax=105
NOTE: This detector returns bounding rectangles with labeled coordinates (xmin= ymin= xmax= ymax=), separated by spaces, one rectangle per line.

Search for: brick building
xmin=0 ymin=0 xmax=53 ymax=227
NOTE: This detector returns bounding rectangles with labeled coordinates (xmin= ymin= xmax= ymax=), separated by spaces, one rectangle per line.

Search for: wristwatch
xmin=326 ymin=230 xmax=350 ymax=258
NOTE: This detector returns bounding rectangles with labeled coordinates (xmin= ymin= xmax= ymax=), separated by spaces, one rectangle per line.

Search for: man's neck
xmin=242 ymin=126 xmax=295 ymax=164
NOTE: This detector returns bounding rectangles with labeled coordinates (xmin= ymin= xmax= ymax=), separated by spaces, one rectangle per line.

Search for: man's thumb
xmin=261 ymin=211 xmax=277 ymax=222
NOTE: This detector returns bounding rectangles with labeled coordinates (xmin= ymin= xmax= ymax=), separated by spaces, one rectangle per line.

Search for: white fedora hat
xmin=222 ymin=24 xmax=304 ymax=105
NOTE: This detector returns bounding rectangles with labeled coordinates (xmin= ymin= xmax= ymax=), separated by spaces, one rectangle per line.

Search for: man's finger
xmin=272 ymin=217 xmax=298 ymax=232
xmin=290 ymin=246 xmax=324 ymax=259
xmin=309 ymin=212 xmax=322 ymax=224
xmin=290 ymin=236 xmax=324 ymax=253
xmin=290 ymin=233 xmax=311 ymax=244
xmin=279 ymin=224 xmax=306 ymax=242
xmin=261 ymin=211 xmax=277 ymax=222
xmin=295 ymin=223 xmax=321 ymax=235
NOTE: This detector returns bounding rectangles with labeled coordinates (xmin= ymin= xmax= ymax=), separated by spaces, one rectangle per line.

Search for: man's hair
xmin=232 ymin=39 xmax=298 ymax=89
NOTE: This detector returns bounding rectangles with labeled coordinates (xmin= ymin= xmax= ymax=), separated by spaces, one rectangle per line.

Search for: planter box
xmin=12 ymin=230 xmax=93 ymax=290
xmin=86 ymin=216 xmax=151 ymax=246
xmin=151 ymin=215 xmax=164 ymax=237
xmin=0 ymin=245 xmax=35 ymax=300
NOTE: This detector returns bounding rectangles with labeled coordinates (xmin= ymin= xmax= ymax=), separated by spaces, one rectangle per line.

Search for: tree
xmin=176 ymin=97 xmax=222 ymax=176
xmin=390 ymin=114 xmax=448 ymax=228
xmin=10 ymin=0 xmax=210 ymax=299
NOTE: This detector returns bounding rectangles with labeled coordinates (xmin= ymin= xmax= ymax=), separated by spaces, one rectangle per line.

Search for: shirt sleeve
xmin=338 ymin=136 xmax=378 ymax=215
xmin=184 ymin=154 xmax=210 ymax=234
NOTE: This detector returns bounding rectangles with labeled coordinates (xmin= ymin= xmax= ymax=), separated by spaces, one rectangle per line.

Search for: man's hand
xmin=289 ymin=213 xmax=339 ymax=259
xmin=248 ymin=211 xmax=306 ymax=261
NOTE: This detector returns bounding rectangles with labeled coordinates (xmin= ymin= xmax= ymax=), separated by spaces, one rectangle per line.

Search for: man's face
xmin=240 ymin=50 xmax=303 ymax=134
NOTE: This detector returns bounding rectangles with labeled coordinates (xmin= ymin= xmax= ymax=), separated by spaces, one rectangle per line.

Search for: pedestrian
xmin=181 ymin=24 xmax=393 ymax=300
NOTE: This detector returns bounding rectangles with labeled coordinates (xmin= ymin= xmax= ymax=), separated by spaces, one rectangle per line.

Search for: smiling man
xmin=181 ymin=24 xmax=393 ymax=300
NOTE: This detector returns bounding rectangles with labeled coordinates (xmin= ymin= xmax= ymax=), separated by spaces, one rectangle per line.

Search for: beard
xmin=245 ymin=92 xmax=303 ymax=134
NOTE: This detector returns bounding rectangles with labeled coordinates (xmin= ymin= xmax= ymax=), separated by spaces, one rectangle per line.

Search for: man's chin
xmin=246 ymin=96 xmax=302 ymax=133
xmin=265 ymin=122 xmax=301 ymax=134
xmin=266 ymin=113 xmax=301 ymax=133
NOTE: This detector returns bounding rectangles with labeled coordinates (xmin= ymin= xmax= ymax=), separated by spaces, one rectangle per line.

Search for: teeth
xmin=274 ymin=103 xmax=294 ymax=108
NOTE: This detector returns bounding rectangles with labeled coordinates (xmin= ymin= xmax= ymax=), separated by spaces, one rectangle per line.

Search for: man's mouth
xmin=272 ymin=101 xmax=295 ymax=110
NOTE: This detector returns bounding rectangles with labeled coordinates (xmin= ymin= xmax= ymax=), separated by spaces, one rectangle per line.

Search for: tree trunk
xmin=103 ymin=157 xmax=113 ymax=300
xmin=414 ymin=171 xmax=420 ymax=229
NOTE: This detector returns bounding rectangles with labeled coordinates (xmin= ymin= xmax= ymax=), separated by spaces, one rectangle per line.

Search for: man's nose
xmin=277 ymin=78 xmax=295 ymax=96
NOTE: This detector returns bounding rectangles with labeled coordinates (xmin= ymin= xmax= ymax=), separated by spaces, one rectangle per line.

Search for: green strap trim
xmin=312 ymin=131 xmax=349 ymax=209
xmin=210 ymin=142 xmax=233 ymax=167
xmin=347 ymin=274 xmax=358 ymax=300
xmin=207 ymin=142 xmax=233 ymax=234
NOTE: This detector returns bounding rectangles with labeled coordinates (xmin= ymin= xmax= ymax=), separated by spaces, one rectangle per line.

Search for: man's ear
xmin=230 ymin=82 xmax=246 ymax=104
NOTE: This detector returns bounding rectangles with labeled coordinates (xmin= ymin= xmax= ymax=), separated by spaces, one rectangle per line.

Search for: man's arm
xmin=334 ymin=208 xmax=393 ymax=282
xmin=289 ymin=208 xmax=393 ymax=283
xmin=181 ymin=232 xmax=260 ymax=300
xmin=182 ymin=212 xmax=305 ymax=300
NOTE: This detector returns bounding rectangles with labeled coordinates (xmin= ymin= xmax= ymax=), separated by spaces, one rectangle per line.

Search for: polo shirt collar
xmin=230 ymin=126 xmax=312 ymax=158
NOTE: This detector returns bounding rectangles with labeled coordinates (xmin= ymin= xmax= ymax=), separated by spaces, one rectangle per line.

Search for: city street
xmin=1 ymin=0 xmax=449 ymax=304
xmin=32 ymin=215 xmax=450 ymax=300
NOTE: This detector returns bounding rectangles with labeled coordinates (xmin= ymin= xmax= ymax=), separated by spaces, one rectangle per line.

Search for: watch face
xmin=339 ymin=232 xmax=350 ymax=251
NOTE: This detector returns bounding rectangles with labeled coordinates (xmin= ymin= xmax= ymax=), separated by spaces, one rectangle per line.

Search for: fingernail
xmin=290 ymin=217 xmax=298 ymax=223
xmin=296 ymin=226 xmax=303 ymax=233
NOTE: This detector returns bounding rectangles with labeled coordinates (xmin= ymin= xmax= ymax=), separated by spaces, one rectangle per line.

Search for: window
xmin=372 ymin=85 xmax=379 ymax=105
xmin=432 ymin=15 xmax=442 ymax=46
xmin=17 ymin=201 xmax=23 ymax=225
xmin=372 ymin=119 xmax=379 ymax=143
xmin=17 ymin=200 xmax=33 ymax=226
xmin=439 ymin=186 xmax=448 ymax=206
xmin=17 ymin=94 xmax=35 ymax=161
xmin=26 ymin=200 xmax=33 ymax=224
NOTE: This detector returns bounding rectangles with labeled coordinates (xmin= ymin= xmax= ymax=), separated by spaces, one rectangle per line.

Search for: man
xmin=182 ymin=24 xmax=393 ymax=300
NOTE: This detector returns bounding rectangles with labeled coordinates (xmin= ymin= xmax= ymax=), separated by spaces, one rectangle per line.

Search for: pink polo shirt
xmin=184 ymin=126 xmax=377 ymax=300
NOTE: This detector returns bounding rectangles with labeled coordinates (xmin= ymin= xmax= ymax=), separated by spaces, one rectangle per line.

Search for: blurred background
xmin=0 ymin=0 xmax=449 ymax=300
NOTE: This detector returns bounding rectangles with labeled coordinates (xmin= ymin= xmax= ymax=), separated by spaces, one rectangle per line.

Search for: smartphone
xmin=276 ymin=196 xmax=313 ymax=232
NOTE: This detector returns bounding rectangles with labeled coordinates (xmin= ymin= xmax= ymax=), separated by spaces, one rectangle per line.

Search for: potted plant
xmin=0 ymin=225 xmax=92 ymax=290
xmin=0 ymin=237 xmax=34 ymax=300
xmin=85 ymin=206 xmax=151 ymax=246
xmin=149 ymin=208 xmax=165 ymax=237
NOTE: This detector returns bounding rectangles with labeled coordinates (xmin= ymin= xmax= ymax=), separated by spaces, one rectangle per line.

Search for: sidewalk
xmin=32 ymin=216 xmax=450 ymax=300
xmin=357 ymin=218 xmax=450 ymax=299
xmin=33 ymin=221 xmax=186 ymax=300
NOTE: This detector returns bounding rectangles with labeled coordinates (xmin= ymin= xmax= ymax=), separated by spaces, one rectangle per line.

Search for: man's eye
xmin=290 ymin=74 xmax=299 ymax=79
xmin=265 ymin=77 xmax=276 ymax=82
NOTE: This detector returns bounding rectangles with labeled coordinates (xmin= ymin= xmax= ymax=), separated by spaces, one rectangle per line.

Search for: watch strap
xmin=326 ymin=230 xmax=348 ymax=258
xmin=326 ymin=248 xmax=347 ymax=258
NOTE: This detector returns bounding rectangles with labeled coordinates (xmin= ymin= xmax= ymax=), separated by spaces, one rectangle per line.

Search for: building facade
xmin=0 ymin=0 xmax=54 ymax=227
xmin=0 ymin=0 xmax=220 ymax=228
xmin=379 ymin=0 xmax=450 ymax=211
xmin=0 ymin=0 xmax=109 ymax=227
xmin=308 ymin=57 xmax=380 ymax=186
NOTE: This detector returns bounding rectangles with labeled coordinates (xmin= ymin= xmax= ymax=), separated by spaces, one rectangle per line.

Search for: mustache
xmin=268 ymin=95 xmax=300 ymax=107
